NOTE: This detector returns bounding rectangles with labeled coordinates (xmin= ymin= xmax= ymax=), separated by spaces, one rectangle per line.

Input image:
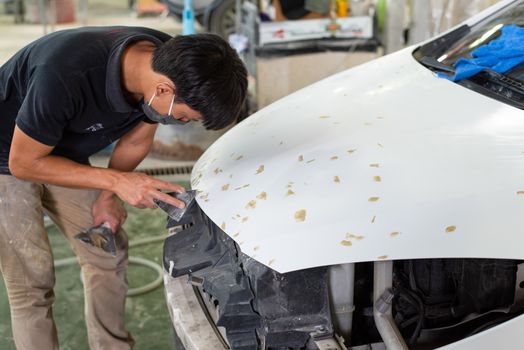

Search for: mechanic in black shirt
xmin=0 ymin=26 xmax=247 ymax=349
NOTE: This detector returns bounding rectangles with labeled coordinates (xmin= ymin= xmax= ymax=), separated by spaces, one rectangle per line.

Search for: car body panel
xmin=438 ymin=313 xmax=524 ymax=349
xmin=191 ymin=45 xmax=524 ymax=274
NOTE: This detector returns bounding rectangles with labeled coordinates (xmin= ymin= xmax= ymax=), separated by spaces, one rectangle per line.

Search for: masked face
xmin=141 ymin=93 xmax=189 ymax=125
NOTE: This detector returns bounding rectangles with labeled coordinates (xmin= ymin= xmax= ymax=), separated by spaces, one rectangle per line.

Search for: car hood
xmin=191 ymin=46 xmax=524 ymax=274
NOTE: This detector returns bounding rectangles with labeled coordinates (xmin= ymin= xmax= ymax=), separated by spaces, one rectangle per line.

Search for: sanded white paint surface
xmin=438 ymin=313 xmax=524 ymax=349
xmin=191 ymin=45 xmax=524 ymax=274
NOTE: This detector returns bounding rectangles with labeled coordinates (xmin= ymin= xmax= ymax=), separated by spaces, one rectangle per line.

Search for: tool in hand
xmin=153 ymin=190 xmax=197 ymax=221
xmin=74 ymin=222 xmax=117 ymax=257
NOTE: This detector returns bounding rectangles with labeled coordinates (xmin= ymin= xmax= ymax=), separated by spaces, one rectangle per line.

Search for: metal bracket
xmin=310 ymin=330 xmax=347 ymax=350
xmin=514 ymin=263 xmax=524 ymax=305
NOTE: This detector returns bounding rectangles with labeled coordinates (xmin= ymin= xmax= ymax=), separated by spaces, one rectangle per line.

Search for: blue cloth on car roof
xmin=443 ymin=24 xmax=524 ymax=81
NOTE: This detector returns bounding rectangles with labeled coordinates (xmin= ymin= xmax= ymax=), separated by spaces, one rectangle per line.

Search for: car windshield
xmin=413 ymin=0 xmax=524 ymax=108
xmin=435 ymin=1 xmax=524 ymax=68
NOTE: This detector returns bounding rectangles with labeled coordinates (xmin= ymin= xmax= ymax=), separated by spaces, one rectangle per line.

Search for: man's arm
xmin=93 ymin=121 xmax=162 ymax=230
xmin=9 ymin=125 xmax=186 ymax=210
xmin=109 ymin=121 xmax=158 ymax=172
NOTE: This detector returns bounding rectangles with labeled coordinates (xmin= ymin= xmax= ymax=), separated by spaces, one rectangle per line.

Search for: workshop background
xmin=0 ymin=0 xmax=501 ymax=349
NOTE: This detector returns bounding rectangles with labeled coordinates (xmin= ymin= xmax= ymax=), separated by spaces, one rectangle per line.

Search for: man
xmin=274 ymin=0 xmax=330 ymax=20
xmin=0 ymin=26 xmax=247 ymax=349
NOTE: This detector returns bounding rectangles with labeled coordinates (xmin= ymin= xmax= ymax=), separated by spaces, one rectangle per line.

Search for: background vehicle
xmin=160 ymin=0 xmax=237 ymax=38
xmin=163 ymin=1 xmax=524 ymax=349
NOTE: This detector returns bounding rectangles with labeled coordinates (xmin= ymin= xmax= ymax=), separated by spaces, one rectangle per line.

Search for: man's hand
xmin=113 ymin=172 xmax=187 ymax=209
xmin=92 ymin=191 xmax=127 ymax=233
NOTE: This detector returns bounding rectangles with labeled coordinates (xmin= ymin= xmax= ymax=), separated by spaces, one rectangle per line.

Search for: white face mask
xmin=141 ymin=94 xmax=189 ymax=125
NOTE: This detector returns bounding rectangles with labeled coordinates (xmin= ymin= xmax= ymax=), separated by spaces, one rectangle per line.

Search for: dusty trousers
xmin=0 ymin=175 xmax=134 ymax=349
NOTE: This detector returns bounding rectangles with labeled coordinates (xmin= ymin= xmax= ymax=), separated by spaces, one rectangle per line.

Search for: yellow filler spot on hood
xmin=295 ymin=210 xmax=306 ymax=222
xmin=445 ymin=226 xmax=456 ymax=233
xmin=245 ymin=200 xmax=257 ymax=209
xmin=346 ymin=233 xmax=364 ymax=240
xmin=340 ymin=240 xmax=352 ymax=247
xmin=257 ymin=192 xmax=267 ymax=200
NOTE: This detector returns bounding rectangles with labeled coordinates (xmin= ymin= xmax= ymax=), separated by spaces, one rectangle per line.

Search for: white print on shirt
xmin=85 ymin=123 xmax=104 ymax=132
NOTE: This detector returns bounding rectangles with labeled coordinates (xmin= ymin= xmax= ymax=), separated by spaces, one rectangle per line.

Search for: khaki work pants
xmin=0 ymin=175 xmax=134 ymax=349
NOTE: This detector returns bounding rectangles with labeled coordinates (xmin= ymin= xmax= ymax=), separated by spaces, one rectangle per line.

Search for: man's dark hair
xmin=152 ymin=34 xmax=248 ymax=130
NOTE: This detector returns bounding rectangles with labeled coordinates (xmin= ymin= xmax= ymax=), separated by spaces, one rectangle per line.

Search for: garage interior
xmin=0 ymin=0 xmax=510 ymax=349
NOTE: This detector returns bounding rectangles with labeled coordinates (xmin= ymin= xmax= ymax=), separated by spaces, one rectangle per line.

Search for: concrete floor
xmin=0 ymin=1 xmax=190 ymax=349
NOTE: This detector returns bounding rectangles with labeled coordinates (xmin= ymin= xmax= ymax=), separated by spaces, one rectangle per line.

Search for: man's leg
xmin=0 ymin=175 xmax=58 ymax=350
xmin=42 ymin=185 xmax=134 ymax=350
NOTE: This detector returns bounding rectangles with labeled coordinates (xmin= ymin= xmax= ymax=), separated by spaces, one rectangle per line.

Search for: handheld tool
xmin=74 ymin=222 xmax=117 ymax=257
xmin=154 ymin=190 xmax=197 ymax=221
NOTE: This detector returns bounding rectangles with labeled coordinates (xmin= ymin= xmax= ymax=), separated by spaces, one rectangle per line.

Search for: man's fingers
xmin=93 ymin=217 xmax=105 ymax=227
xmin=154 ymin=191 xmax=186 ymax=209
xmin=119 ymin=214 xmax=127 ymax=226
xmin=147 ymin=178 xmax=187 ymax=208
xmin=105 ymin=219 xmax=120 ymax=233
xmin=152 ymin=178 xmax=186 ymax=193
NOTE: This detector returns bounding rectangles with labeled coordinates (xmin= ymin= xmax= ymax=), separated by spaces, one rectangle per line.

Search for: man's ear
xmin=156 ymin=81 xmax=175 ymax=96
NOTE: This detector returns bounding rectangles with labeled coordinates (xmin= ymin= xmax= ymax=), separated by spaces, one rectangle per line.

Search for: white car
xmin=163 ymin=1 xmax=524 ymax=349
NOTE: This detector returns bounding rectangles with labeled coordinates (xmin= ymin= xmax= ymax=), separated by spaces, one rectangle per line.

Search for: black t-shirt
xmin=0 ymin=26 xmax=170 ymax=175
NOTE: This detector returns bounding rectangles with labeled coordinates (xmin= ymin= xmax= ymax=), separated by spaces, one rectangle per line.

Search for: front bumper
xmin=163 ymin=272 xmax=226 ymax=350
